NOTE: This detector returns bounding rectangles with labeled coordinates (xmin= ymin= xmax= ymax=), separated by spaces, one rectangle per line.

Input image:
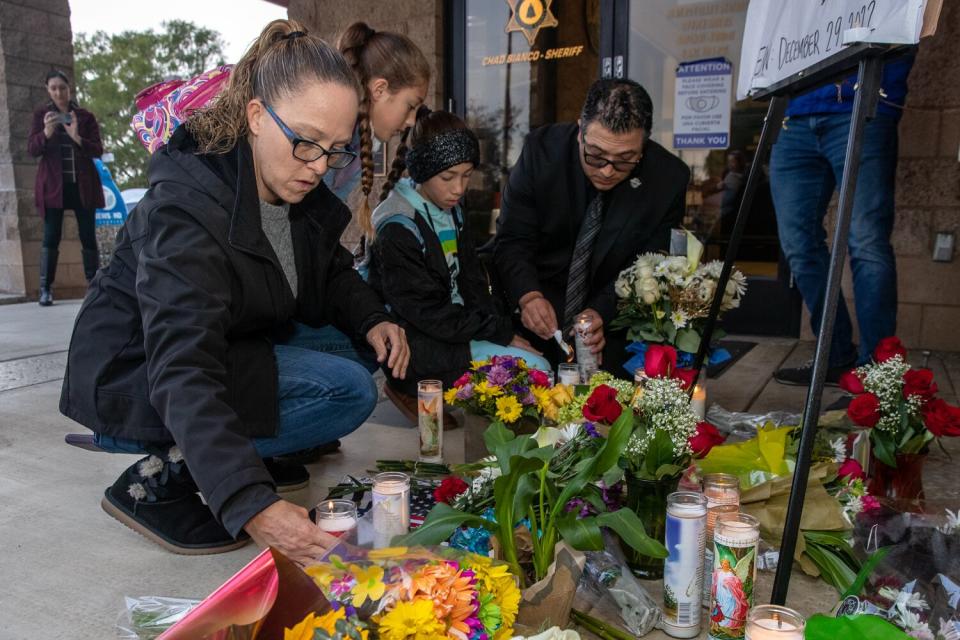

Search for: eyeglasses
xmin=580 ymin=130 xmax=642 ymax=172
xmin=262 ymin=102 xmax=357 ymax=169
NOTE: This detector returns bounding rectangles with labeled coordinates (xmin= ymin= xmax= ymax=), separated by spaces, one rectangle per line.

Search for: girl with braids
xmin=60 ymin=20 xmax=409 ymax=561
xmin=329 ymin=22 xmax=430 ymax=224
xmin=368 ymin=110 xmax=550 ymax=419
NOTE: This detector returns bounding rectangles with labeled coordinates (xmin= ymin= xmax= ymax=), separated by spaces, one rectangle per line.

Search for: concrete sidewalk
xmin=0 ymin=299 xmax=957 ymax=638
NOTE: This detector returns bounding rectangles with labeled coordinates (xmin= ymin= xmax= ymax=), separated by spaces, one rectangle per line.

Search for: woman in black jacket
xmin=368 ymin=110 xmax=548 ymax=416
xmin=59 ymin=20 xmax=409 ymax=561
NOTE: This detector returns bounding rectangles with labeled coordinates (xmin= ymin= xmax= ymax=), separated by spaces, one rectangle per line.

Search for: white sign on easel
xmin=673 ymin=58 xmax=732 ymax=149
xmin=737 ymin=0 xmax=940 ymax=100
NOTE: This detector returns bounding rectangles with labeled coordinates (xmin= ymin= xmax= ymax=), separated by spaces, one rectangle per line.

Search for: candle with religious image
xmin=745 ymin=605 xmax=805 ymax=640
xmin=417 ymin=380 xmax=443 ymax=462
xmin=315 ymin=499 xmax=358 ymax=543
xmin=702 ymin=473 xmax=741 ymax=607
xmin=574 ymin=313 xmax=599 ymax=380
xmin=662 ymin=492 xmax=708 ymax=638
xmin=708 ymin=513 xmax=761 ymax=640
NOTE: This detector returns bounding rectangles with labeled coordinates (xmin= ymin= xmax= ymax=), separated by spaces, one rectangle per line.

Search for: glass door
xmin=621 ymin=0 xmax=802 ymax=337
xmin=446 ymin=0 xmax=604 ymax=244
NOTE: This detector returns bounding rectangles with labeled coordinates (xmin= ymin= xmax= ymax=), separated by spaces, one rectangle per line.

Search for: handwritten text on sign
xmin=674 ymin=58 xmax=732 ymax=149
xmin=736 ymin=0 xmax=928 ymax=99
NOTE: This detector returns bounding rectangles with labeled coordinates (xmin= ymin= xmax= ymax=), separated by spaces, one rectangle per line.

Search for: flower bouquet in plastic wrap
xmin=155 ymin=542 xmax=524 ymax=640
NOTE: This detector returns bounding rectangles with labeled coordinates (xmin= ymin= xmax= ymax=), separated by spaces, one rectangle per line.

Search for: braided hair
xmin=337 ymin=22 xmax=430 ymax=238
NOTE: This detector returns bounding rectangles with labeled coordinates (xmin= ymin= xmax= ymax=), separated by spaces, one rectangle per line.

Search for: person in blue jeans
xmin=770 ymin=56 xmax=914 ymax=386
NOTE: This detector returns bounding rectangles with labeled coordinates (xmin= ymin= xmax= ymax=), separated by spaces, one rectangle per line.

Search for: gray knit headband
xmin=405 ymin=129 xmax=480 ymax=183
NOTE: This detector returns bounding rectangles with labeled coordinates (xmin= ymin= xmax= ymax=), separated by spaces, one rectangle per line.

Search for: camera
xmin=59 ymin=113 xmax=72 ymax=126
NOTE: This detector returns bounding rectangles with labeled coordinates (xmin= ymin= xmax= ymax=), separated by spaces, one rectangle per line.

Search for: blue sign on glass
xmin=94 ymin=158 xmax=128 ymax=226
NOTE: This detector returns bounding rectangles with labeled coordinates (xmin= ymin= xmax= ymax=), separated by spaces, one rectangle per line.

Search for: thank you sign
xmin=737 ymin=0 xmax=934 ymax=99
xmin=674 ymin=58 xmax=733 ymax=149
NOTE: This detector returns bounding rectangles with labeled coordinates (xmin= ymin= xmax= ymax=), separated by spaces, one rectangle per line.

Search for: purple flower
xmin=601 ymin=480 xmax=625 ymax=511
xmin=487 ymin=365 xmax=512 ymax=387
xmin=492 ymin=355 xmax=518 ymax=370
xmin=584 ymin=422 xmax=600 ymax=438
xmin=522 ymin=392 xmax=536 ymax=406
xmin=564 ymin=498 xmax=593 ymax=518
xmin=456 ymin=383 xmax=475 ymax=400
xmin=329 ymin=575 xmax=354 ymax=597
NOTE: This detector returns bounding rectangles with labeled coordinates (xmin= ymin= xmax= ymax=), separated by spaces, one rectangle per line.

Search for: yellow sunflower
xmin=474 ymin=380 xmax=503 ymax=402
xmin=377 ymin=599 xmax=445 ymax=640
xmin=495 ymin=395 xmax=523 ymax=423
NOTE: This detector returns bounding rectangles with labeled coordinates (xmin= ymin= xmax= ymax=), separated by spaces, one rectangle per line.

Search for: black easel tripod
xmin=689 ymin=42 xmax=914 ymax=605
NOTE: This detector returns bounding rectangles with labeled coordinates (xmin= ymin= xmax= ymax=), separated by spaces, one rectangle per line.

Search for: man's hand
xmin=43 ymin=111 xmax=59 ymax=139
xmin=519 ymin=292 xmax=557 ymax=341
xmin=244 ymin=500 xmax=340 ymax=566
xmin=366 ymin=321 xmax=409 ymax=379
xmin=509 ymin=334 xmax=543 ymax=356
xmin=572 ymin=308 xmax=606 ymax=361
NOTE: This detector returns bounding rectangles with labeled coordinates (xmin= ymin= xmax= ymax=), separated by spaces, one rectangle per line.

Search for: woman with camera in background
xmin=27 ymin=70 xmax=104 ymax=306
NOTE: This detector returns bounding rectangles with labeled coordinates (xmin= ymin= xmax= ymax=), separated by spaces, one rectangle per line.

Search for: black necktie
xmin=563 ymin=192 xmax=604 ymax=330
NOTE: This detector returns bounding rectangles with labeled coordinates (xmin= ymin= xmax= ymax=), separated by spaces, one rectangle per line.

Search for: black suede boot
xmin=101 ymin=445 xmax=249 ymax=555
xmin=81 ymin=248 xmax=100 ymax=283
xmin=38 ymin=248 xmax=58 ymax=306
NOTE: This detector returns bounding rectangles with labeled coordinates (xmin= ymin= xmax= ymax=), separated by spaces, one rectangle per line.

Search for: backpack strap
xmin=375 ymin=214 xmax=425 ymax=251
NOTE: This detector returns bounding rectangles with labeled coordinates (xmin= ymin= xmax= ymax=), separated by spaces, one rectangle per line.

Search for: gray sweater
xmin=259 ymin=199 xmax=297 ymax=297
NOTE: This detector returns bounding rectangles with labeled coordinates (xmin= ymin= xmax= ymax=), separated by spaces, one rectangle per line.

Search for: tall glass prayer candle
xmin=745 ymin=605 xmax=805 ymax=640
xmin=575 ymin=313 xmax=599 ymax=380
xmin=691 ymin=383 xmax=707 ymax=419
xmin=662 ymin=492 xmax=708 ymax=638
xmin=372 ymin=472 xmax=410 ymax=548
xmin=708 ymin=513 xmax=761 ymax=640
xmin=417 ymin=380 xmax=443 ymax=462
xmin=315 ymin=499 xmax=358 ymax=544
xmin=702 ymin=473 xmax=741 ymax=607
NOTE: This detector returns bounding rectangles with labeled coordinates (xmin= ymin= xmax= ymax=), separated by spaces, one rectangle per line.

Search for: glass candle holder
xmin=691 ymin=383 xmax=707 ymax=420
xmin=418 ymin=380 xmax=443 ymax=463
xmin=558 ymin=363 xmax=580 ymax=386
xmin=315 ymin=499 xmax=358 ymax=543
xmin=662 ymin=492 xmax=708 ymax=638
xmin=702 ymin=503 xmax=740 ymax=608
xmin=703 ymin=473 xmax=741 ymax=531
xmin=708 ymin=513 xmax=761 ymax=640
xmin=372 ymin=471 xmax=410 ymax=548
xmin=745 ymin=605 xmax=806 ymax=640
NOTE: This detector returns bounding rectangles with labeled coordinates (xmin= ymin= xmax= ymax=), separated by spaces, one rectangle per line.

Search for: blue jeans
xmin=96 ymin=325 xmax=378 ymax=457
xmin=770 ymin=113 xmax=899 ymax=366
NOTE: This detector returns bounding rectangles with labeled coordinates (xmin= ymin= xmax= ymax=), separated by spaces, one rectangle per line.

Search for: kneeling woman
xmin=59 ymin=21 xmax=409 ymax=562
xmin=368 ymin=110 xmax=549 ymax=412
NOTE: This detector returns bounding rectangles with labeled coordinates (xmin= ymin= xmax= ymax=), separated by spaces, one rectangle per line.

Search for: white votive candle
xmin=691 ymin=383 xmax=707 ymax=419
xmin=372 ymin=472 xmax=410 ymax=548
xmin=315 ymin=499 xmax=358 ymax=543
xmin=745 ymin=605 xmax=805 ymax=640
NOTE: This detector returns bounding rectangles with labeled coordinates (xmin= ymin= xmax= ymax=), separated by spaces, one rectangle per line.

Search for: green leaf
xmin=675 ymin=328 xmax=701 ymax=354
xmin=596 ymin=508 xmax=667 ymax=558
xmin=644 ymin=428 xmax=676 ymax=476
xmin=841 ymin=547 xmax=891 ymax=600
xmin=664 ymin=322 xmax=678 ymax=343
xmin=484 ymin=422 xmax=536 ymax=474
xmin=555 ymin=512 xmax=604 ymax=550
xmin=654 ymin=463 xmax=684 ymax=480
xmin=871 ymin=432 xmax=898 ymax=468
xmin=593 ymin=410 xmax=636 ymax=476
xmin=394 ymin=503 xmax=492 ymax=546
xmin=805 ymin=614 xmax=911 ymax=640
xmin=638 ymin=328 xmax=664 ymax=342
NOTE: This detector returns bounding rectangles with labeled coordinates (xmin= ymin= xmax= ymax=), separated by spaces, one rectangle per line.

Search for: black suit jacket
xmin=493 ymin=122 xmax=690 ymax=332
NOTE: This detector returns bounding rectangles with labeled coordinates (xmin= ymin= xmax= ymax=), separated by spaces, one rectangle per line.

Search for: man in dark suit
xmin=493 ymin=79 xmax=690 ymax=374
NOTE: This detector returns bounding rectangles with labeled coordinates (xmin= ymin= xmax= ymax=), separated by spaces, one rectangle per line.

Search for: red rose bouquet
xmin=842 ymin=336 xmax=960 ymax=468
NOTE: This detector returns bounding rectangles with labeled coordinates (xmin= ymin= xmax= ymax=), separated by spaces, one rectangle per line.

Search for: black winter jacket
xmin=59 ymin=127 xmax=390 ymax=535
xmin=367 ymin=181 xmax=513 ymax=395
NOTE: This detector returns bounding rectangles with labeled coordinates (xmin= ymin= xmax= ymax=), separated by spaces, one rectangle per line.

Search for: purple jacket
xmin=27 ymin=104 xmax=105 ymax=216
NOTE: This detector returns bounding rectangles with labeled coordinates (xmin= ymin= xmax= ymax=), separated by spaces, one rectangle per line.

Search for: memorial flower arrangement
xmin=625 ymin=376 xmax=701 ymax=480
xmin=299 ymin=547 xmax=522 ymax=640
xmin=443 ymin=356 xmax=572 ymax=425
xmin=841 ymin=336 xmax=960 ymax=467
xmin=610 ymin=240 xmax=746 ymax=360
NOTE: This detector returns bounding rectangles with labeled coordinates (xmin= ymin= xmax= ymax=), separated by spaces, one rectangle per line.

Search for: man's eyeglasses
xmin=262 ymin=102 xmax=357 ymax=169
xmin=580 ymin=130 xmax=642 ymax=173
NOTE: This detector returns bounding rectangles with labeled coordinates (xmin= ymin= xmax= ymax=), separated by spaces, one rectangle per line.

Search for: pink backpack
xmin=131 ymin=65 xmax=233 ymax=153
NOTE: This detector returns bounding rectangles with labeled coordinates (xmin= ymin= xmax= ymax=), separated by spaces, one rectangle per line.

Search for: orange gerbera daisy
xmin=395 ymin=563 xmax=477 ymax=637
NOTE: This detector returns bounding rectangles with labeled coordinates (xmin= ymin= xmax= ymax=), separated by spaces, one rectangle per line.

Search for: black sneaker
xmin=263 ymin=457 xmax=310 ymax=493
xmin=101 ymin=456 xmax=248 ymax=555
xmin=773 ymin=360 xmax=856 ymax=387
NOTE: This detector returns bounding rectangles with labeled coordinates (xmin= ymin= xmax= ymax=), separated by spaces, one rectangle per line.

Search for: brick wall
xmin=0 ymin=0 xmax=87 ymax=299
xmin=287 ymin=0 xmax=444 ymax=250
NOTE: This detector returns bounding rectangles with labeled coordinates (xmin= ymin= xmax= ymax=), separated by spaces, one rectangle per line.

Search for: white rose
xmin=642 ymin=291 xmax=659 ymax=305
xmin=638 ymin=265 xmax=654 ymax=279
xmin=615 ymin=277 xmax=631 ymax=298
xmin=641 ymin=278 xmax=659 ymax=293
